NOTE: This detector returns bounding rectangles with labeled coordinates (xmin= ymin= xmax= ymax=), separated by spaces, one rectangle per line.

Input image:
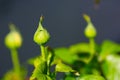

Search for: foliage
xmin=3 ymin=13 xmax=120 ymax=80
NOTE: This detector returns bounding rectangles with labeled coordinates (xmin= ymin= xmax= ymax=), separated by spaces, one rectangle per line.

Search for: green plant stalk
xmin=40 ymin=45 xmax=47 ymax=61
xmin=88 ymin=38 xmax=95 ymax=62
xmin=90 ymin=38 xmax=95 ymax=55
xmin=40 ymin=45 xmax=50 ymax=75
xmin=11 ymin=49 xmax=21 ymax=77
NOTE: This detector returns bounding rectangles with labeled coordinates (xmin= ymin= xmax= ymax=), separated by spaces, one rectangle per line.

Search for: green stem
xmin=11 ymin=49 xmax=21 ymax=76
xmin=40 ymin=45 xmax=50 ymax=75
xmin=87 ymin=38 xmax=95 ymax=63
xmin=40 ymin=45 xmax=46 ymax=61
xmin=40 ymin=45 xmax=51 ymax=76
xmin=90 ymin=38 xmax=95 ymax=55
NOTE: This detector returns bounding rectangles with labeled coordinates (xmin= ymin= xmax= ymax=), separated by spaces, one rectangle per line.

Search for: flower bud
xmin=5 ymin=24 xmax=22 ymax=49
xmin=83 ymin=14 xmax=97 ymax=38
xmin=33 ymin=16 xmax=50 ymax=45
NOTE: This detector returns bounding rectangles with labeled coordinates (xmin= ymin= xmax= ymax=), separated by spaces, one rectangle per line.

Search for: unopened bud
xmin=33 ymin=16 xmax=50 ymax=45
xmin=5 ymin=24 xmax=22 ymax=49
xmin=83 ymin=14 xmax=97 ymax=38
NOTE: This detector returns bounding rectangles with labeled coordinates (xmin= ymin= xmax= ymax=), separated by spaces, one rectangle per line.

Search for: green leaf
xmin=102 ymin=54 xmax=120 ymax=80
xmin=27 ymin=47 xmax=54 ymax=66
xmin=30 ymin=74 xmax=52 ymax=80
xmin=46 ymin=47 xmax=54 ymax=67
xmin=69 ymin=43 xmax=90 ymax=53
xmin=79 ymin=75 xmax=105 ymax=80
xmin=69 ymin=43 xmax=92 ymax=63
xmin=65 ymin=76 xmax=75 ymax=80
xmin=77 ymin=56 xmax=101 ymax=75
xmin=27 ymin=56 xmax=38 ymax=65
xmin=30 ymin=57 xmax=48 ymax=79
xmin=55 ymin=62 xmax=75 ymax=72
xmin=54 ymin=47 xmax=78 ymax=64
xmin=99 ymin=40 xmax=120 ymax=61
xmin=64 ymin=72 xmax=76 ymax=80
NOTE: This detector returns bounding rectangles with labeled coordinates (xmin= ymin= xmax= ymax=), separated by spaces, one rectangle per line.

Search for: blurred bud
xmin=83 ymin=14 xmax=97 ymax=38
xmin=5 ymin=24 xmax=22 ymax=49
xmin=4 ymin=71 xmax=20 ymax=80
xmin=33 ymin=16 xmax=50 ymax=45
xmin=94 ymin=0 xmax=100 ymax=5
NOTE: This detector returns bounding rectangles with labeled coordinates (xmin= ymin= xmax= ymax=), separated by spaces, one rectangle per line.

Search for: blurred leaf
xmin=79 ymin=75 xmax=105 ymax=80
xmin=69 ymin=43 xmax=90 ymax=53
xmin=102 ymin=54 xmax=120 ymax=80
xmin=30 ymin=74 xmax=52 ymax=80
xmin=54 ymin=47 xmax=78 ymax=64
xmin=69 ymin=43 xmax=90 ymax=63
xmin=69 ymin=43 xmax=93 ymax=63
xmin=64 ymin=72 xmax=78 ymax=80
xmin=27 ymin=56 xmax=38 ymax=65
xmin=55 ymin=62 xmax=75 ymax=72
xmin=78 ymin=56 xmax=101 ymax=75
xmin=99 ymin=40 xmax=120 ymax=61
xmin=65 ymin=76 xmax=75 ymax=80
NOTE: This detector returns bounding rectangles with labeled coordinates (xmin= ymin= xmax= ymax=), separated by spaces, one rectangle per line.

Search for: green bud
xmin=33 ymin=16 xmax=50 ymax=45
xmin=83 ymin=14 xmax=97 ymax=38
xmin=5 ymin=24 xmax=22 ymax=49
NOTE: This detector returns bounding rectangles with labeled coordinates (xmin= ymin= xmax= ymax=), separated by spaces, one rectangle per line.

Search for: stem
xmin=87 ymin=38 xmax=95 ymax=63
xmin=40 ymin=45 xmax=46 ymax=61
xmin=90 ymin=38 xmax=95 ymax=55
xmin=11 ymin=49 xmax=21 ymax=76
xmin=40 ymin=45 xmax=50 ymax=75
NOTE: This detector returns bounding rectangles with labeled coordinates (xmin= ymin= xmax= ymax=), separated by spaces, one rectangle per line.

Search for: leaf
xmin=55 ymin=62 xmax=75 ymax=72
xmin=69 ymin=43 xmax=94 ymax=63
xmin=30 ymin=74 xmax=52 ymax=80
xmin=102 ymin=54 xmax=120 ymax=80
xmin=54 ymin=47 xmax=78 ymax=64
xmin=65 ymin=76 xmax=75 ymax=80
xmin=30 ymin=49 xmax=54 ymax=80
xmin=99 ymin=40 xmax=120 ymax=61
xmin=79 ymin=75 xmax=105 ymax=80
xmin=46 ymin=47 xmax=54 ymax=67
xmin=77 ymin=56 xmax=101 ymax=75
xmin=64 ymin=72 xmax=76 ymax=80
xmin=69 ymin=43 xmax=90 ymax=53
xmin=27 ymin=47 xmax=54 ymax=66
xmin=27 ymin=56 xmax=38 ymax=65
xmin=30 ymin=58 xmax=48 ymax=80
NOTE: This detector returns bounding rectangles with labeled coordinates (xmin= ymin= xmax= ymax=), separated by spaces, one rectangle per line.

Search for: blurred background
xmin=0 ymin=0 xmax=120 ymax=77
